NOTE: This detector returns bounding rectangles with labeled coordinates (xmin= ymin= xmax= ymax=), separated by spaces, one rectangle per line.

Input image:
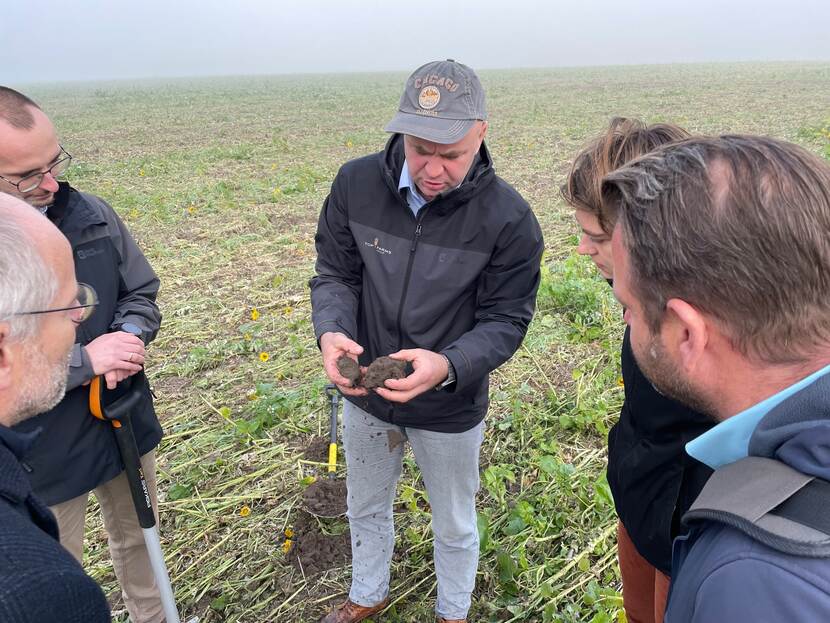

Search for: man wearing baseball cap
xmin=311 ymin=60 xmax=544 ymax=623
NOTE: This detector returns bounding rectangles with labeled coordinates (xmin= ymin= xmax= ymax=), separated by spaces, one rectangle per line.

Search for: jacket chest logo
xmin=364 ymin=237 xmax=392 ymax=256
xmin=76 ymin=247 xmax=104 ymax=260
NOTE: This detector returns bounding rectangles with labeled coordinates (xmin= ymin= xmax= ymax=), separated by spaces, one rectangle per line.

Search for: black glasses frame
xmin=13 ymin=282 xmax=98 ymax=324
xmin=0 ymin=146 xmax=73 ymax=193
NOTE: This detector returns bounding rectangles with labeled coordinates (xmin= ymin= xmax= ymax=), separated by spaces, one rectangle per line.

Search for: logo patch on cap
xmin=418 ymin=86 xmax=441 ymax=110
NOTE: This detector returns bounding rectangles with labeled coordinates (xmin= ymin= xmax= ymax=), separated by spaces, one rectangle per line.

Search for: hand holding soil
xmin=320 ymin=331 xmax=367 ymax=396
xmin=375 ymin=348 xmax=450 ymax=404
xmin=335 ymin=354 xmax=407 ymax=390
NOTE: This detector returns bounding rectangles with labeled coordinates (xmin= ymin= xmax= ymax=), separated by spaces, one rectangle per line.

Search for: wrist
xmin=435 ymin=353 xmax=456 ymax=390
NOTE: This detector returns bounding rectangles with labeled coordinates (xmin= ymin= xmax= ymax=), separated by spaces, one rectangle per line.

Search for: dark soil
xmin=362 ymin=356 xmax=407 ymax=389
xmin=288 ymin=510 xmax=351 ymax=576
xmin=336 ymin=355 xmax=362 ymax=386
xmin=302 ymin=436 xmax=331 ymax=463
xmin=302 ymin=478 xmax=348 ymax=517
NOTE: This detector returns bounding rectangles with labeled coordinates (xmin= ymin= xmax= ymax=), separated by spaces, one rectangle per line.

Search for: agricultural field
xmin=21 ymin=62 xmax=830 ymax=622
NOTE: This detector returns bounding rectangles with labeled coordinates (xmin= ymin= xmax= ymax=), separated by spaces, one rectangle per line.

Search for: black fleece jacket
xmin=310 ymin=134 xmax=544 ymax=432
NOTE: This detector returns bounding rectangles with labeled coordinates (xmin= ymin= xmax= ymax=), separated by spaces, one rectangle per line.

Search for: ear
xmin=664 ymin=298 xmax=708 ymax=373
xmin=478 ymin=121 xmax=488 ymax=142
xmin=0 ymin=322 xmax=13 ymax=392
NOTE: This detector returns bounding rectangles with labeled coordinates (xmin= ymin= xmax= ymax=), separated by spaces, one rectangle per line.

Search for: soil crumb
xmin=362 ymin=356 xmax=406 ymax=389
xmin=303 ymin=478 xmax=348 ymax=517
xmin=336 ymin=356 xmax=362 ymax=386
xmin=288 ymin=510 xmax=351 ymax=576
xmin=302 ymin=436 xmax=331 ymax=463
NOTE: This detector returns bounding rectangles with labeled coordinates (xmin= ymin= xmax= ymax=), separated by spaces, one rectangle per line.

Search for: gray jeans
xmin=343 ymin=400 xmax=485 ymax=620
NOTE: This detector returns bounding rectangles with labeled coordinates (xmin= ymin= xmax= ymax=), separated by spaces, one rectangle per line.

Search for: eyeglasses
xmin=0 ymin=146 xmax=73 ymax=194
xmin=14 ymin=283 xmax=98 ymax=324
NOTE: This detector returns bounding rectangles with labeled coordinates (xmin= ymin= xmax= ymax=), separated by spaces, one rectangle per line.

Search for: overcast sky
xmin=3 ymin=0 xmax=829 ymax=84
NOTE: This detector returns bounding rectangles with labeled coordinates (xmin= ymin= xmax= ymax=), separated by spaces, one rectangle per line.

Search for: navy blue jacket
xmin=0 ymin=425 xmax=109 ymax=622
xmin=665 ymin=372 xmax=830 ymax=622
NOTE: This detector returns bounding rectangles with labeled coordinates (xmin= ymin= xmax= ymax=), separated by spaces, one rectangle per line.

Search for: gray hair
xmin=0 ymin=217 xmax=57 ymax=340
xmin=602 ymin=135 xmax=830 ymax=364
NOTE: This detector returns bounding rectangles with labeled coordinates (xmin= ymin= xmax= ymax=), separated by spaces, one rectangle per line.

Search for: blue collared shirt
xmin=398 ymin=159 xmax=427 ymax=216
xmin=686 ymin=362 xmax=830 ymax=469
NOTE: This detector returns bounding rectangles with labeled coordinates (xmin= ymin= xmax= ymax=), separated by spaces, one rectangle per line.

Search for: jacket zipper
xmin=394 ymin=207 xmax=427 ymax=355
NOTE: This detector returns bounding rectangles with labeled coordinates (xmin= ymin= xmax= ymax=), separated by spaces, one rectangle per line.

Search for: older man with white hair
xmin=0 ymin=192 xmax=109 ymax=621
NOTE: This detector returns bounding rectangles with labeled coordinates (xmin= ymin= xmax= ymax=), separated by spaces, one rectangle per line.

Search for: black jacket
xmin=310 ymin=135 xmax=544 ymax=432
xmin=14 ymin=183 xmax=163 ymax=506
xmin=0 ymin=425 xmax=109 ymax=622
xmin=607 ymin=327 xmax=715 ymax=574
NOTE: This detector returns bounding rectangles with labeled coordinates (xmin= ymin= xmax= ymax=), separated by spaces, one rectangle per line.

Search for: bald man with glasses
xmin=0 ymin=86 xmax=165 ymax=623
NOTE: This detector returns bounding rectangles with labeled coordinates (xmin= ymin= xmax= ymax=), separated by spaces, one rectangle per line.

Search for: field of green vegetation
xmin=22 ymin=62 xmax=830 ymax=622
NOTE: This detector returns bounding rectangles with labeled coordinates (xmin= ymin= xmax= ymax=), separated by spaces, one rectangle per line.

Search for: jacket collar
xmin=686 ymin=363 xmax=830 ymax=470
xmin=0 ymin=425 xmax=40 ymax=503
xmin=379 ymin=133 xmax=495 ymax=215
xmin=48 ymin=182 xmax=107 ymax=234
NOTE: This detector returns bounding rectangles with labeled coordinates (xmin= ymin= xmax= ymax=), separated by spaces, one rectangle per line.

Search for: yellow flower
xmin=239 ymin=505 xmax=251 ymax=517
xmin=250 ymin=308 xmax=260 ymax=321
xmin=129 ymin=208 xmax=139 ymax=219
xmin=243 ymin=333 xmax=252 ymax=341
xmin=259 ymin=352 xmax=270 ymax=362
xmin=139 ymin=168 xmax=145 ymax=176
xmin=187 ymin=205 xmax=196 ymax=215
xmin=283 ymin=306 xmax=293 ymax=315
xmin=282 ymin=538 xmax=293 ymax=554
xmin=284 ymin=528 xmax=294 ymax=538
xmin=617 ymin=376 xmax=625 ymax=387
xmin=271 ymin=163 xmax=277 ymax=170
xmin=346 ymin=140 xmax=353 ymax=148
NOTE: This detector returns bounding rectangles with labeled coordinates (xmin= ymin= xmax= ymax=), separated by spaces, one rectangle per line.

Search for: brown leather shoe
xmin=437 ymin=618 xmax=467 ymax=623
xmin=319 ymin=598 xmax=389 ymax=623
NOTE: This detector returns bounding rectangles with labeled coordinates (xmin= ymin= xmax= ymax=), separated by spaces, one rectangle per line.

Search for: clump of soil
xmin=302 ymin=436 xmax=331 ymax=463
xmin=303 ymin=478 xmax=348 ymax=517
xmin=362 ymin=356 xmax=407 ymax=389
xmin=336 ymin=355 xmax=362 ymax=386
xmin=288 ymin=510 xmax=351 ymax=576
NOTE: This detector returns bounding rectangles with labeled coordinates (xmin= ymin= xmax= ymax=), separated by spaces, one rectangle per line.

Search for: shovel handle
xmin=113 ymin=417 xmax=156 ymax=529
xmin=326 ymin=384 xmax=340 ymax=475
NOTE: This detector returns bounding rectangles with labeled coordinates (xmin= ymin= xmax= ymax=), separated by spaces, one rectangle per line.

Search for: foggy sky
xmin=3 ymin=0 xmax=829 ymax=84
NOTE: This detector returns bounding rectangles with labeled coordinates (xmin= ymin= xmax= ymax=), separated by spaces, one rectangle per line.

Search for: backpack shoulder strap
xmin=683 ymin=456 xmax=830 ymax=557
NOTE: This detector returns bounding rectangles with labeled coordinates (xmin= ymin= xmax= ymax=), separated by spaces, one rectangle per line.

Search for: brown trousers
xmin=50 ymin=450 xmax=164 ymax=623
xmin=617 ymin=521 xmax=671 ymax=623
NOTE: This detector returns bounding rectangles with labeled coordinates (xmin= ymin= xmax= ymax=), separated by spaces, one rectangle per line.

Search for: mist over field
xmin=3 ymin=0 xmax=830 ymax=84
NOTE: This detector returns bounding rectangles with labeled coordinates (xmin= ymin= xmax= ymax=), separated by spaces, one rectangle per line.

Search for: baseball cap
xmin=384 ymin=59 xmax=487 ymax=144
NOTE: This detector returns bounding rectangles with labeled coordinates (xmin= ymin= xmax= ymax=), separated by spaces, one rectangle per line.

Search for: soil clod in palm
xmin=336 ymin=355 xmax=362 ymax=386
xmin=362 ymin=356 xmax=406 ymax=389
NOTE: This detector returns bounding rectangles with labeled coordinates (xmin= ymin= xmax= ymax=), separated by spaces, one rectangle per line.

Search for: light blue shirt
xmin=686 ymin=362 xmax=830 ymax=469
xmin=398 ymin=159 xmax=427 ymax=216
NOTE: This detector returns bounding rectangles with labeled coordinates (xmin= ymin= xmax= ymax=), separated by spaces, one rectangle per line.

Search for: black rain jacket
xmin=310 ymin=135 xmax=544 ymax=433
xmin=14 ymin=183 xmax=162 ymax=506
xmin=607 ymin=327 xmax=715 ymax=574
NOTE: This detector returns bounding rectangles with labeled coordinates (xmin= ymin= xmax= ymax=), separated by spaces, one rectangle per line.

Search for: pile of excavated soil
xmin=302 ymin=478 xmax=348 ymax=517
xmin=288 ymin=510 xmax=351 ymax=576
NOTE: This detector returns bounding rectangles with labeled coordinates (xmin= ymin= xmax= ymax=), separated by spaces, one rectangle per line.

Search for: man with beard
xmin=603 ymin=135 xmax=830 ymax=621
xmin=0 ymin=193 xmax=110 ymax=621
xmin=0 ymin=86 xmax=164 ymax=622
